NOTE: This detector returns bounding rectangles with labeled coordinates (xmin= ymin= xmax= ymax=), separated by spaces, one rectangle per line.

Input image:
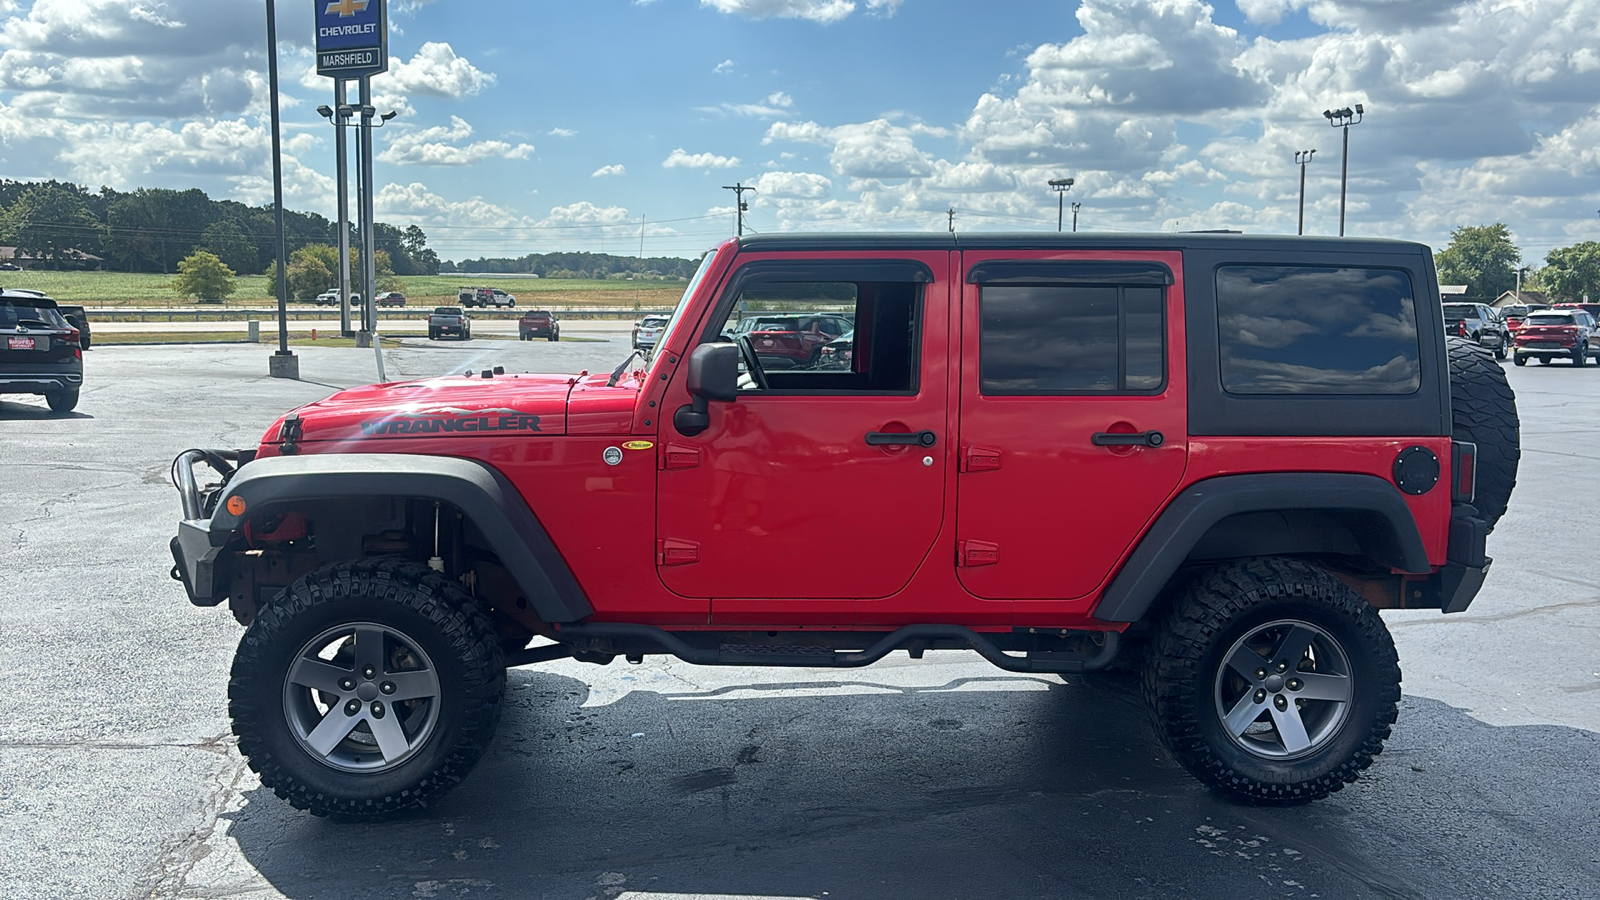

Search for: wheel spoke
xmin=286 ymin=656 xmax=352 ymax=694
xmin=1270 ymin=703 xmax=1313 ymax=755
xmin=368 ymin=710 xmax=411 ymax=763
xmin=385 ymin=669 xmax=438 ymax=702
xmin=352 ymin=626 xmax=387 ymax=674
xmin=303 ymin=708 xmax=361 ymax=757
xmin=1268 ymin=625 xmax=1319 ymax=670
xmin=1295 ymin=671 xmax=1353 ymax=702
xmin=1223 ymin=694 xmax=1267 ymax=737
xmin=1225 ymin=647 xmax=1267 ymax=682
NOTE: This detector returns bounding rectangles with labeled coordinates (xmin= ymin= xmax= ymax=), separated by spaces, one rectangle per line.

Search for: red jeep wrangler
xmin=171 ymin=233 xmax=1518 ymax=819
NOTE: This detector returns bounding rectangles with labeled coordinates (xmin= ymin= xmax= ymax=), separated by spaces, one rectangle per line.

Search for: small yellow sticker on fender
xmin=622 ymin=441 xmax=655 ymax=451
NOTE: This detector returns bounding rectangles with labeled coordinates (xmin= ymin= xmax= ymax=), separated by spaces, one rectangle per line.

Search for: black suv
xmin=1443 ymin=302 xmax=1510 ymax=360
xmin=1 ymin=291 xmax=83 ymax=412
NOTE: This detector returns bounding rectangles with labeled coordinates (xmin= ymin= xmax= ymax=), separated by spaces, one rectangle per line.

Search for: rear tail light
xmin=1452 ymin=440 xmax=1477 ymax=505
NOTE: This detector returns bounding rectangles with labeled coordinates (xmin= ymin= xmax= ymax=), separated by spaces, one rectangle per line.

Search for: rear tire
xmin=229 ymin=560 xmax=505 ymax=820
xmin=1513 ymin=354 xmax=1526 ymax=366
xmin=1143 ymin=557 xmax=1400 ymax=805
xmin=45 ymin=388 xmax=78 ymax=413
xmin=1576 ymin=344 xmax=1588 ymax=366
xmin=1446 ymin=337 xmax=1519 ymax=530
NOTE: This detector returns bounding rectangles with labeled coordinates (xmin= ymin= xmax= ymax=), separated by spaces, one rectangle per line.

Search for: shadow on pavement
xmin=224 ymin=669 xmax=1600 ymax=900
xmin=0 ymin=398 xmax=92 ymax=419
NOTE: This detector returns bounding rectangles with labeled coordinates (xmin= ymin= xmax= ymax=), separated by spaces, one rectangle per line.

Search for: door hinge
xmin=658 ymin=538 xmax=700 ymax=566
xmin=660 ymin=444 xmax=702 ymax=470
xmin=961 ymin=447 xmax=1001 ymax=472
xmin=959 ymin=540 xmax=1000 ymax=567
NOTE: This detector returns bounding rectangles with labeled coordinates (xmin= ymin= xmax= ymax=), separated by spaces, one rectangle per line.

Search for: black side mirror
xmin=675 ymin=343 xmax=739 ymax=436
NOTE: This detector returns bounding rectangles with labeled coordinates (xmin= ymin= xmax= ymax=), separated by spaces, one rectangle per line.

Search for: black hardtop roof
xmin=733 ymin=231 xmax=1431 ymax=255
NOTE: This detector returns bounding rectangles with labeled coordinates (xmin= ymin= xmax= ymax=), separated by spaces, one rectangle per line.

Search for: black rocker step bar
xmin=507 ymin=623 xmax=1120 ymax=674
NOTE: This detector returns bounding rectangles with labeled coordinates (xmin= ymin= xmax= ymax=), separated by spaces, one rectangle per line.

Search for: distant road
xmin=91 ymin=319 xmax=635 ymax=337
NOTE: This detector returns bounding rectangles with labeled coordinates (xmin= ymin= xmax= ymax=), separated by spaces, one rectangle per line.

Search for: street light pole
xmin=264 ymin=0 xmax=296 ymax=379
xmin=1295 ymin=149 xmax=1316 ymax=235
xmin=1323 ymin=104 xmax=1364 ymax=237
xmin=1071 ymin=202 xmax=1081 ymax=233
xmin=1048 ymin=178 xmax=1074 ymax=232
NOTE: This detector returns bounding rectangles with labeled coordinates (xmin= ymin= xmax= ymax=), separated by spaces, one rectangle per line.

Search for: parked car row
xmin=723 ymin=312 xmax=854 ymax=368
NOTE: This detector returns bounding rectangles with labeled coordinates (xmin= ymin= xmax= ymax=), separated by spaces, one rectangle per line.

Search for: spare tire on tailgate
xmin=1447 ymin=337 xmax=1519 ymax=530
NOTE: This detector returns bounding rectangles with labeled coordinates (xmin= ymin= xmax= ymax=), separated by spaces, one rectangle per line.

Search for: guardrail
xmin=77 ymin=307 xmax=674 ymax=323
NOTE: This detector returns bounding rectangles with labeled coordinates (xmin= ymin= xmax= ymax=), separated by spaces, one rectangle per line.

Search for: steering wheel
xmin=735 ymin=335 xmax=770 ymax=390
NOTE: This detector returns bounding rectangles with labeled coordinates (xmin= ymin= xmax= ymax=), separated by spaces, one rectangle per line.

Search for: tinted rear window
xmin=1442 ymin=305 xmax=1475 ymax=320
xmin=1 ymin=301 xmax=66 ymax=328
xmin=1216 ymin=265 xmax=1420 ymax=395
xmin=434 ymin=307 xmax=462 ymax=315
xmin=1527 ymin=314 xmax=1574 ymax=326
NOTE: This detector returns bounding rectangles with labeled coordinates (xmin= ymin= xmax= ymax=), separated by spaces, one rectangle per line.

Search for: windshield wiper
xmin=606 ymin=350 xmax=643 ymax=387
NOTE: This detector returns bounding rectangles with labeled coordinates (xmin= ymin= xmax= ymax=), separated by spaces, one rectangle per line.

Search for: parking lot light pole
xmin=1049 ymin=178 xmax=1074 ymax=232
xmin=1071 ymin=201 xmax=1081 ymax=233
xmin=317 ymin=97 xmax=354 ymax=337
xmin=1295 ymin=149 xmax=1316 ymax=235
xmin=264 ymin=0 xmax=297 ymax=379
xmin=1322 ymin=104 xmax=1364 ymax=237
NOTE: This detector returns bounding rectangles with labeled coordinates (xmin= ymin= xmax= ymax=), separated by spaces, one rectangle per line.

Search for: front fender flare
xmin=1093 ymin=473 xmax=1430 ymax=623
xmin=207 ymin=453 xmax=592 ymax=623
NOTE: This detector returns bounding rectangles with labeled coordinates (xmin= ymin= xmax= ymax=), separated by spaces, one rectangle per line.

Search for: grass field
xmin=4 ymin=270 xmax=686 ymax=310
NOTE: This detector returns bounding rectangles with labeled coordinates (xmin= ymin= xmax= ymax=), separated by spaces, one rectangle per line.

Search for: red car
xmin=736 ymin=314 xmax=850 ymax=367
xmin=1512 ymin=308 xmax=1599 ymax=366
xmin=172 ymin=232 xmax=1511 ymax=819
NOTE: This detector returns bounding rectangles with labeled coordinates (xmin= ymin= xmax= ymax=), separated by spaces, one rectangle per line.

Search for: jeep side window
xmin=708 ymin=278 xmax=920 ymax=393
xmin=978 ymin=284 xmax=1166 ymax=394
xmin=1216 ymin=265 xmax=1421 ymax=395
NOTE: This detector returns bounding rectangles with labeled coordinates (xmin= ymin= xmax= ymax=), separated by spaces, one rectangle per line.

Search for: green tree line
xmin=0 ymin=179 xmax=441 ymax=277
xmin=1432 ymin=223 xmax=1600 ymax=303
xmin=442 ymin=250 xmax=699 ymax=280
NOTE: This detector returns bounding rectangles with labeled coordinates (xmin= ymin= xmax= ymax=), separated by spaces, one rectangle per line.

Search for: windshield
xmin=645 ymin=249 xmax=719 ymax=379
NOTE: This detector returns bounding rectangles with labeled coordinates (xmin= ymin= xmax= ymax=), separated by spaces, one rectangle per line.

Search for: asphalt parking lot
xmin=2 ymin=334 xmax=1598 ymax=900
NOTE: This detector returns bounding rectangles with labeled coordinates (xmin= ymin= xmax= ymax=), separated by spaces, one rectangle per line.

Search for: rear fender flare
xmin=207 ymin=453 xmax=592 ymax=623
xmin=1093 ymin=473 xmax=1429 ymax=623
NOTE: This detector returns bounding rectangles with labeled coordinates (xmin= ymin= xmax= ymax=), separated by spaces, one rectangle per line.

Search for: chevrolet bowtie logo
xmin=325 ymin=0 xmax=369 ymax=17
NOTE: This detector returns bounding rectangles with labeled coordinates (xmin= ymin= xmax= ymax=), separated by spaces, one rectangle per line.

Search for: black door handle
xmin=1092 ymin=430 xmax=1165 ymax=448
xmin=866 ymin=430 xmax=937 ymax=448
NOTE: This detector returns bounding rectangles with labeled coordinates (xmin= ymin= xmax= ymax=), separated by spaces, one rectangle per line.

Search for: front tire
xmin=1143 ymin=557 xmax=1400 ymax=805
xmin=229 ymin=560 xmax=505 ymax=820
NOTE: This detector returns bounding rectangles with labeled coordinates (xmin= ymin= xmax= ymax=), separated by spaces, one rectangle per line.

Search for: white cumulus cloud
xmin=663 ymin=147 xmax=742 ymax=169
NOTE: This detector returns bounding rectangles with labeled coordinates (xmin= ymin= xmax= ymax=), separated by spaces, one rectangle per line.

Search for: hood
xmin=263 ymin=373 xmax=575 ymax=445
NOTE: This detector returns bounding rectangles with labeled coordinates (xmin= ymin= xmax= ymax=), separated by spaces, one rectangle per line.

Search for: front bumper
xmin=170 ymin=449 xmax=250 ymax=607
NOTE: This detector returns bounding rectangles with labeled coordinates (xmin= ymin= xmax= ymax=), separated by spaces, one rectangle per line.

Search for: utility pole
xmin=722 ymin=182 xmax=754 ymax=236
xmin=264 ymin=0 xmax=296 ymax=379
xmin=1322 ymin=104 xmax=1364 ymax=237
xmin=1071 ymin=202 xmax=1081 ymax=233
xmin=1048 ymin=178 xmax=1074 ymax=231
xmin=947 ymin=206 xmax=956 ymax=234
xmin=1295 ymin=149 xmax=1316 ymax=235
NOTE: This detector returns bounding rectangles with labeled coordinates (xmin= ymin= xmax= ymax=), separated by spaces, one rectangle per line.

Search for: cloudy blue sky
xmin=0 ymin=0 xmax=1596 ymax=263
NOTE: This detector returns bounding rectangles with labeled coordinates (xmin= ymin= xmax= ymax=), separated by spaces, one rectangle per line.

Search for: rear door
xmin=953 ymin=251 xmax=1189 ymax=608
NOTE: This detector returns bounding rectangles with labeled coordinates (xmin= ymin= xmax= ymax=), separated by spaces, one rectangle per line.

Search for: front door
xmin=656 ymin=253 xmax=951 ymax=622
xmin=954 ymin=251 xmax=1189 ymax=608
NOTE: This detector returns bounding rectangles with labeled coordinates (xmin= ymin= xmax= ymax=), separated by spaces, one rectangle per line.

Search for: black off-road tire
xmin=1446 ymin=337 xmax=1519 ymax=529
xmin=45 ymin=388 xmax=78 ymax=413
xmin=229 ymin=559 xmax=505 ymax=820
xmin=1142 ymin=557 xmax=1400 ymax=805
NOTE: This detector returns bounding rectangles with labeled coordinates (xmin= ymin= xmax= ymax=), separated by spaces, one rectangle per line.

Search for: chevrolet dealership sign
xmin=316 ymin=0 xmax=387 ymax=79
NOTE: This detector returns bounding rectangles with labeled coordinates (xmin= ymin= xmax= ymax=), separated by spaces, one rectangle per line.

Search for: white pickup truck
xmin=427 ymin=306 xmax=471 ymax=340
